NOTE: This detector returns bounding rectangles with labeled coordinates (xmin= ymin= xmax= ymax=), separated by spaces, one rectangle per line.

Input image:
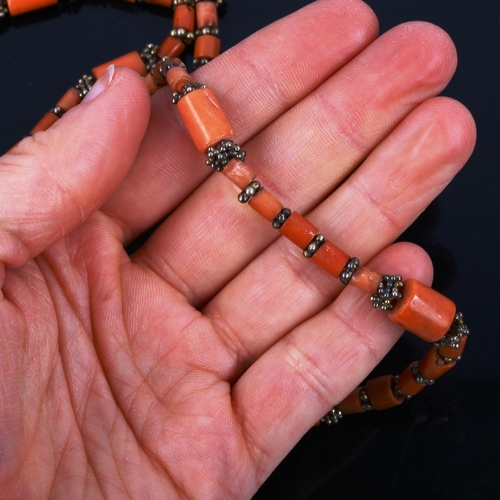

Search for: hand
xmin=0 ymin=0 xmax=475 ymax=498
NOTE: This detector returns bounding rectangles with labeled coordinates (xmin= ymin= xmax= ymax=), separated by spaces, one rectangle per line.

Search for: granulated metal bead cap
xmin=238 ymin=180 xmax=261 ymax=203
xmin=205 ymin=140 xmax=246 ymax=171
xmin=340 ymin=257 xmax=360 ymax=285
xmin=303 ymin=234 xmax=325 ymax=258
xmin=370 ymin=275 xmax=404 ymax=311
xmin=272 ymin=208 xmax=292 ymax=229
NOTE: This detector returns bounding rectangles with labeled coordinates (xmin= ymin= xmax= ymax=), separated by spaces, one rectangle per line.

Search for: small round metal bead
xmin=140 ymin=43 xmax=159 ymax=74
xmin=173 ymin=0 xmax=195 ymax=7
xmin=154 ymin=57 xmax=186 ymax=80
xmin=370 ymin=275 xmax=404 ymax=311
xmin=393 ymin=375 xmax=412 ymax=400
xmin=435 ymin=312 xmax=469 ymax=350
xmin=339 ymin=257 xmax=360 ymax=285
xmin=205 ymin=140 xmax=246 ymax=171
xmin=195 ymin=27 xmax=220 ymax=37
xmin=359 ymin=389 xmax=373 ymax=411
xmin=303 ymin=234 xmax=326 ymax=258
xmin=172 ymin=82 xmax=207 ymax=104
xmin=50 ymin=106 xmax=64 ymax=118
xmin=238 ymin=180 xmax=261 ymax=203
xmin=171 ymin=28 xmax=195 ymax=45
xmin=193 ymin=58 xmax=211 ymax=67
xmin=0 ymin=0 xmax=8 ymax=18
xmin=411 ymin=362 xmax=435 ymax=385
xmin=272 ymin=208 xmax=292 ymax=229
xmin=75 ymin=75 xmax=95 ymax=99
xmin=320 ymin=408 xmax=343 ymax=425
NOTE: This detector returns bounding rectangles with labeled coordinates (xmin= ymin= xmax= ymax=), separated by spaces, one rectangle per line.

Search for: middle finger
xmin=133 ymin=22 xmax=458 ymax=307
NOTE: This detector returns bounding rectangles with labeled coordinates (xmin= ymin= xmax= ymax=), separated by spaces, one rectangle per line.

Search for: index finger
xmin=100 ymin=0 xmax=379 ymax=243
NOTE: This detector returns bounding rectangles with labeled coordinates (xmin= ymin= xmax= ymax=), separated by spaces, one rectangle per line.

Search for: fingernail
xmin=82 ymin=65 xmax=115 ymax=103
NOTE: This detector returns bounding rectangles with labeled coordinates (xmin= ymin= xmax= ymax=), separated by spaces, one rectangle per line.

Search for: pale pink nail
xmin=82 ymin=65 xmax=115 ymax=103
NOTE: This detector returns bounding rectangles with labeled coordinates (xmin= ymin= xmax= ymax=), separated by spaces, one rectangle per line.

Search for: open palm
xmin=0 ymin=1 xmax=475 ymax=498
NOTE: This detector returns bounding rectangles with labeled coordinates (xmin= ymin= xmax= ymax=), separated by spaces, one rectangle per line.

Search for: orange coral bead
xmin=222 ymin=159 xmax=255 ymax=190
xmin=92 ymin=51 xmax=147 ymax=79
xmin=31 ymin=111 xmax=59 ymax=134
xmin=166 ymin=65 xmax=194 ymax=94
xmin=177 ymin=88 xmax=235 ymax=152
xmin=7 ymin=0 xmax=56 ymax=16
xmin=144 ymin=74 xmax=161 ymax=96
xmin=56 ymin=87 xmax=82 ymax=113
xmin=248 ymin=188 xmax=283 ymax=222
xmin=194 ymin=35 xmax=221 ymax=61
xmin=350 ymin=266 xmax=383 ymax=295
xmin=279 ymin=212 xmax=318 ymax=250
xmin=145 ymin=0 xmax=172 ymax=6
xmin=311 ymin=240 xmax=350 ymax=280
xmin=419 ymin=347 xmax=456 ymax=381
xmin=196 ymin=1 xmax=218 ymax=28
xmin=397 ymin=362 xmax=424 ymax=397
xmin=388 ymin=278 xmax=456 ymax=342
xmin=157 ymin=36 xmax=186 ymax=59
xmin=173 ymin=4 xmax=195 ymax=31
xmin=365 ymin=375 xmax=404 ymax=411
xmin=336 ymin=386 xmax=364 ymax=414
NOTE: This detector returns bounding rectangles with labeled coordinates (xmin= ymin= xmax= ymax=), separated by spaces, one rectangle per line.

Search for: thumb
xmin=0 ymin=66 xmax=150 ymax=268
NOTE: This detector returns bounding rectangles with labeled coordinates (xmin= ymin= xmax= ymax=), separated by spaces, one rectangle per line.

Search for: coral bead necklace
xmin=1 ymin=0 xmax=469 ymax=425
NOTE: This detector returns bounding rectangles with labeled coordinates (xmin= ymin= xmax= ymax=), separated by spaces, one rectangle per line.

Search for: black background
xmin=1 ymin=1 xmax=499 ymax=499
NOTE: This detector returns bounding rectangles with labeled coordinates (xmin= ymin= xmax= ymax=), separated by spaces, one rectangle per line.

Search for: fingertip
xmin=430 ymin=96 xmax=477 ymax=163
xmin=367 ymin=241 xmax=434 ymax=286
xmin=383 ymin=21 xmax=458 ymax=92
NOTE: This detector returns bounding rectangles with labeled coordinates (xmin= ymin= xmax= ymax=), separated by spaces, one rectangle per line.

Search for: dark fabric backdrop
xmin=1 ymin=1 xmax=499 ymax=498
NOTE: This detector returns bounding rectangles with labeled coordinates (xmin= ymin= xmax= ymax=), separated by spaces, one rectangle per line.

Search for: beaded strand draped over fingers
xmin=145 ymin=47 xmax=472 ymax=425
xmin=0 ymin=0 xmax=476 ymax=498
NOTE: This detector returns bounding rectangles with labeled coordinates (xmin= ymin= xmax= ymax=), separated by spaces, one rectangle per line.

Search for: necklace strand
xmin=2 ymin=0 xmax=470 ymax=425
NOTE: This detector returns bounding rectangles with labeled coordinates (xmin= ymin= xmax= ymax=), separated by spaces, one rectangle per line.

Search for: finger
xmin=0 ymin=67 xmax=149 ymax=270
xmin=204 ymin=96 xmax=475 ymax=372
xmin=100 ymin=0 xmax=379 ymax=243
xmin=233 ymin=243 xmax=432 ymax=485
xmin=134 ymin=22 xmax=459 ymax=305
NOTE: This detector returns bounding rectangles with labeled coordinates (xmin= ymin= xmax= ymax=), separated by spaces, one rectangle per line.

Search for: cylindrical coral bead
xmin=365 ymin=375 xmax=404 ymax=411
xmin=31 ymin=111 xmax=59 ymax=134
xmin=419 ymin=347 xmax=456 ymax=381
xmin=145 ymin=0 xmax=172 ymax=6
xmin=350 ymin=266 xmax=384 ymax=295
xmin=222 ymin=159 xmax=256 ymax=190
xmin=92 ymin=52 xmax=147 ymax=79
xmin=173 ymin=4 xmax=195 ymax=32
xmin=7 ymin=0 xmax=56 ymax=16
xmin=166 ymin=65 xmax=194 ymax=94
xmin=194 ymin=35 xmax=221 ymax=61
xmin=388 ymin=278 xmax=456 ymax=342
xmin=279 ymin=212 xmax=318 ymax=250
xmin=248 ymin=188 xmax=283 ymax=221
xmin=196 ymin=1 xmax=218 ymax=28
xmin=144 ymin=74 xmax=162 ymax=95
xmin=397 ymin=362 xmax=425 ymax=397
xmin=336 ymin=387 xmax=364 ymax=414
xmin=158 ymin=36 xmax=186 ymax=59
xmin=176 ymin=88 xmax=235 ymax=152
xmin=56 ymin=87 xmax=82 ymax=113
xmin=311 ymin=240 xmax=350 ymax=280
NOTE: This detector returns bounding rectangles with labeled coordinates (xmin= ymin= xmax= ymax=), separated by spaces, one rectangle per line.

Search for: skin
xmin=0 ymin=0 xmax=476 ymax=498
